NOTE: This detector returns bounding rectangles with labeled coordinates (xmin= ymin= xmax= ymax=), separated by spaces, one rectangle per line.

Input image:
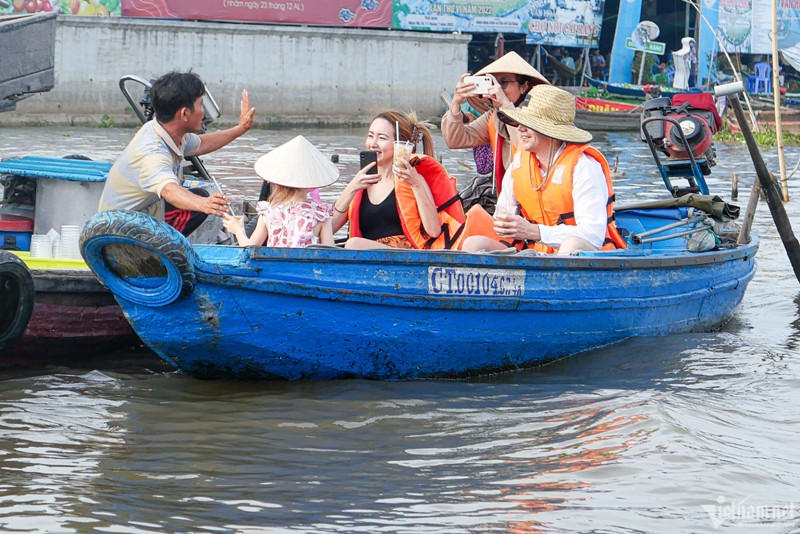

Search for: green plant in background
xmin=715 ymin=122 xmax=800 ymax=147
xmin=631 ymin=52 xmax=659 ymax=84
xmin=96 ymin=114 xmax=115 ymax=128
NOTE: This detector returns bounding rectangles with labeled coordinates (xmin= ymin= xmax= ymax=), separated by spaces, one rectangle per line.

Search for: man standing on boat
xmin=98 ymin=71 xmax=255 ymax=236
xmin=460 ymin=85 xmax=626 ymax=255
xmin=590 ymin=49 xmax=607 ymax=81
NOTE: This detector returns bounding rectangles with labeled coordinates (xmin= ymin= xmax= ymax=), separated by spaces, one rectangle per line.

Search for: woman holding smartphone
xmin=332 ymin=110 xmax=465 ymax=250
xmin=442 ymin=51 xmax=549 ymax=194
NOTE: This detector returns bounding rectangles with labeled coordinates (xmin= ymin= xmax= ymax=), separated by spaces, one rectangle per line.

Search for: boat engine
xmin=640 ymin=93 xmax=724 ymax=197
xmin=641 ymin=93 xmax=721 ymax=175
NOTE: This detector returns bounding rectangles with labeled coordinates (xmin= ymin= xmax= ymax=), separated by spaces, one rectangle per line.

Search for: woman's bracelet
xmin=333 ymin=203 xmax=347 ymax=214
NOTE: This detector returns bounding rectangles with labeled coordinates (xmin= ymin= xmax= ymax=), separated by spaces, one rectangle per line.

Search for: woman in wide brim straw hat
xmin=441 ymin=51 xmax=549 ymax=192
xmin=460 ymin=84 xmax=627 ymax=256
xmin=223 ymin=135 xmax=339 ymax=247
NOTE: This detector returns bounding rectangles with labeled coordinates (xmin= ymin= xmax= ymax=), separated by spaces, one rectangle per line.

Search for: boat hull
xmin=80 ymin=210 xmax=758 ymax=380
xmin=1 ymin=268 xmax=139 ymax=362
xmin=574 ymin=97 xmax=643 ymax=132
xmin=0 ymin=12 xmax=57 ymax=112
xmin=585 ymin=76 xmax=698 ymax=98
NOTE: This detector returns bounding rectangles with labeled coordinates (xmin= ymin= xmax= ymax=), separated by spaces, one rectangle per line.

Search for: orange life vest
xmin=348 ymin=155 xmax=466 ymax=249
xmin=487 ymin=112 xmax=515 ymax=195
xmin=512 ymin=143 xmax=627 ymax=254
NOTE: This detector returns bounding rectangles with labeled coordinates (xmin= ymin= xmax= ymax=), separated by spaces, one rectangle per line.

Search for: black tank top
xmin=359 ymin=189 xmax=404 ymax=240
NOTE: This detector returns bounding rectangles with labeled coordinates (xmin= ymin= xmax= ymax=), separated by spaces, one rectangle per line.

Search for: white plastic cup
xmin=495 ymin=205 xmax=519 ymax=220
xmin=228 ymin=195 xmax=245 ymax=222
xmin=30 ymin=234 xmax=52 ymax=258
xmin=59 ymin=225 xmax=81 ymax=259
xmin=393 ymin=141 xmax=413 ymax=168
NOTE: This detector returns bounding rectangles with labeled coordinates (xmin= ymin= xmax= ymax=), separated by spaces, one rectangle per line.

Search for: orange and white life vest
xmin=348 ymin=155 xmax=465 ymax=249
xmin=512 ymin=143 xmax=626 ymax=254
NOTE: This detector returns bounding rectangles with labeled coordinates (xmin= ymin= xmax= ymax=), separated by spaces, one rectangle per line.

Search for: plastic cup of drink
xmin=495 ymin=205 xmax=519 ymax=219
xmin=228 ymin=195 xmax=245 ymax=221
xmin=393 ymin=141 xmax=413 ymax=167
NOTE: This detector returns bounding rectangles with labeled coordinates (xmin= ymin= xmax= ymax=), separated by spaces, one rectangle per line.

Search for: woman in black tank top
xmin=331 ymin=110 xmax=444 ymax=249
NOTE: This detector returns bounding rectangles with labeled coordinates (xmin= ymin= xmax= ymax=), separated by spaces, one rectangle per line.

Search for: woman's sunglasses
xmin=497 ymin=113 xmax=520 ymax=128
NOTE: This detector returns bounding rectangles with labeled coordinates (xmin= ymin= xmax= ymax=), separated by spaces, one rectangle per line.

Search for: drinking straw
xmin=396 ymin=121 xmax=400 ymax=142
xmin=207 ymin=173 xmax=236 ymax=217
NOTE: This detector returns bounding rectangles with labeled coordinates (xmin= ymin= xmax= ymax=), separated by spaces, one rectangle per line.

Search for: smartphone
xmin=359 ymin=150 xmax=378 ymax=175
xmin=463 ymin=75 xmax=493 ymax=95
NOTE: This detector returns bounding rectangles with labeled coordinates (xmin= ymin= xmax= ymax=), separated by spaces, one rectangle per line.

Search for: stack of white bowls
xmin=30 ymin=234 xmax=52 ymax=258
xmin=58 ymin=225 xmax=82 ymax=260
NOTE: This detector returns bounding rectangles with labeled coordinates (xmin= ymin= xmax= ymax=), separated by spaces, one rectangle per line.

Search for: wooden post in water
xmin=717 ymin=81 xmax=800 ymax=282
xmin=737 ymin=179 xmax=761 ymax=245
xmin=731 ymin=172 xmax=738 ymax=201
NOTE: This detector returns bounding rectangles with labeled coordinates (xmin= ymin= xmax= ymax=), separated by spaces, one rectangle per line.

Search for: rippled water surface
xmin=0 ymin=126 xmax=799 ymax=533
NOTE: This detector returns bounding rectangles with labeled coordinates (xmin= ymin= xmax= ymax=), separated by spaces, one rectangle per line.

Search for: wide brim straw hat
xmin=254 ymin=135 xmax=339 ymax=188
xmin=475 ymin=51 xmax=550 ymax=86
xmin=498 ymin=85 xmax=592 ymax=144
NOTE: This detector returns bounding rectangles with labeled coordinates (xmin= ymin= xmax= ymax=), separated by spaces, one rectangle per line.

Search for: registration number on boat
xmin=428 ymin=267 xmax=525 ymax=296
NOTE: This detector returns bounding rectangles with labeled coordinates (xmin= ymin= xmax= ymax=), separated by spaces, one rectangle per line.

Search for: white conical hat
xmin=475 ymin=51 xmax=549 ymax=86
xmin=254 ymin=135 xmax=339 ymax=188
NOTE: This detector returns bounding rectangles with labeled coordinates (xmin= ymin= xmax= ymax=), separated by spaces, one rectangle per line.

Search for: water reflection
xmin=0 ymin=372 xmax=127 ymax=532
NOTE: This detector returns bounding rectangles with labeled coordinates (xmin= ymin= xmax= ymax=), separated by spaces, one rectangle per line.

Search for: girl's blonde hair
xmin=268 ymin=183 xmax=304 ymax=205
xmin=372 ymin=110 xmax=435 ymax=157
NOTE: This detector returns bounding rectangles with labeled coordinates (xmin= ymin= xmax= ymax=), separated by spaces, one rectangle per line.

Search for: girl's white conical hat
xmin=254 ymin=135 xmax=339 ymax=188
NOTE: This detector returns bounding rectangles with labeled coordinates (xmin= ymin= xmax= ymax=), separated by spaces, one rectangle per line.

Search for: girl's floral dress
xmin=257 ymin=200 xmax=334 ymax=247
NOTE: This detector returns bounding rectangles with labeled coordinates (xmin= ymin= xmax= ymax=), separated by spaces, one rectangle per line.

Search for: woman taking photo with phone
xmin=442 ymin=51 xmax=549 ymax=194
xmin=332 ymin=109 xmax=465 ymax=250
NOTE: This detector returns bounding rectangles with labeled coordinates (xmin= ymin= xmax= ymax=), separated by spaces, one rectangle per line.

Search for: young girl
xmin=223 ymin=135 xmax=339 ymax=247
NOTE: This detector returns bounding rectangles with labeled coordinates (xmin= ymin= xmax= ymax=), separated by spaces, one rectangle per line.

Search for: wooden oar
xmin=716 ymin=81 xmax=800 ymax=283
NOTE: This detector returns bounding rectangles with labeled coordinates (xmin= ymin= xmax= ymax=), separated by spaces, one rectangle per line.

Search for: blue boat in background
xmin=585 ymin=75 xmax=701 ymax=98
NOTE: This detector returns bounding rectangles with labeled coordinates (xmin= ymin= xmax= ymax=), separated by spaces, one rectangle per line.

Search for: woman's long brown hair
xmin=372 ymin=110 xmax=435 ymax=157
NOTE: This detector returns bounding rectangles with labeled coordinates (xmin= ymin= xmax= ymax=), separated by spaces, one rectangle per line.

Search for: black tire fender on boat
xmin=80 ymin=210 xmax=198 ymax=307
xmin=0 ymin=250 xmax=35 ymax=352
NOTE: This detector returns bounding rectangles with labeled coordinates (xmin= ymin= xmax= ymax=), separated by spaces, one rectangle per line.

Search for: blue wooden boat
xmin=78 ymin=202 xmax=757 ymax=380
xmin=77 ymin=94 xmax=757 ymax=380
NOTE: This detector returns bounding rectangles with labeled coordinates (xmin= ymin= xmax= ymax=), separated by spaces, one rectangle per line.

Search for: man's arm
xmin=161 ymin=183 xmax=229 ymax=217
xmin=195 ymin=89 xmax=255 ymax=156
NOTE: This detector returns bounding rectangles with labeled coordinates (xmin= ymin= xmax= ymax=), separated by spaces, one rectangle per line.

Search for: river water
xmin=0 ymin=125 xmax=799 ymax=533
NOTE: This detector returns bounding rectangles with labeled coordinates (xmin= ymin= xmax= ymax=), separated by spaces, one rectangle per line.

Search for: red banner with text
xmin=122 ymin=0 xmax=391 ymax=27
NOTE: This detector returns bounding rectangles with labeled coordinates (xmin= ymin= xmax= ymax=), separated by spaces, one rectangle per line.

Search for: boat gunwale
xmin=197 ymin=237 xmax=759 ymax=272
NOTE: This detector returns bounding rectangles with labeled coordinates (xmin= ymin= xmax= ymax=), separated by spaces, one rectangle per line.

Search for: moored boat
xmin=586 ymin=75 xmax=700 ymax=99
xmin=0 ymin=157 xmax=141 ymax=358
xmin=0 ymin=250 xmax=34 ymax=352
xmin=2 ymin=252 xmax=138 ymax=359
xmin=575 ymin=96 xmax=643 ymax=132
xmin=0 ymin=12 xmax=57 ymax=112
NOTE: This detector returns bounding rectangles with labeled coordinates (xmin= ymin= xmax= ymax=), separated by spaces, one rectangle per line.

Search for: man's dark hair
xmin=150 ymin=71 xmax=206 ymax=123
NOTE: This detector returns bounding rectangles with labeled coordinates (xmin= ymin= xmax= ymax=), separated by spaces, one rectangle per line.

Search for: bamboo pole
xmin=771 ymin=0 xmax=789 ymax=201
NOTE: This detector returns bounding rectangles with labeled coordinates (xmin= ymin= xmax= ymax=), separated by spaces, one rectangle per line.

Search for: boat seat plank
xmin=0 ymin=157 xmax=111 ymax=182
